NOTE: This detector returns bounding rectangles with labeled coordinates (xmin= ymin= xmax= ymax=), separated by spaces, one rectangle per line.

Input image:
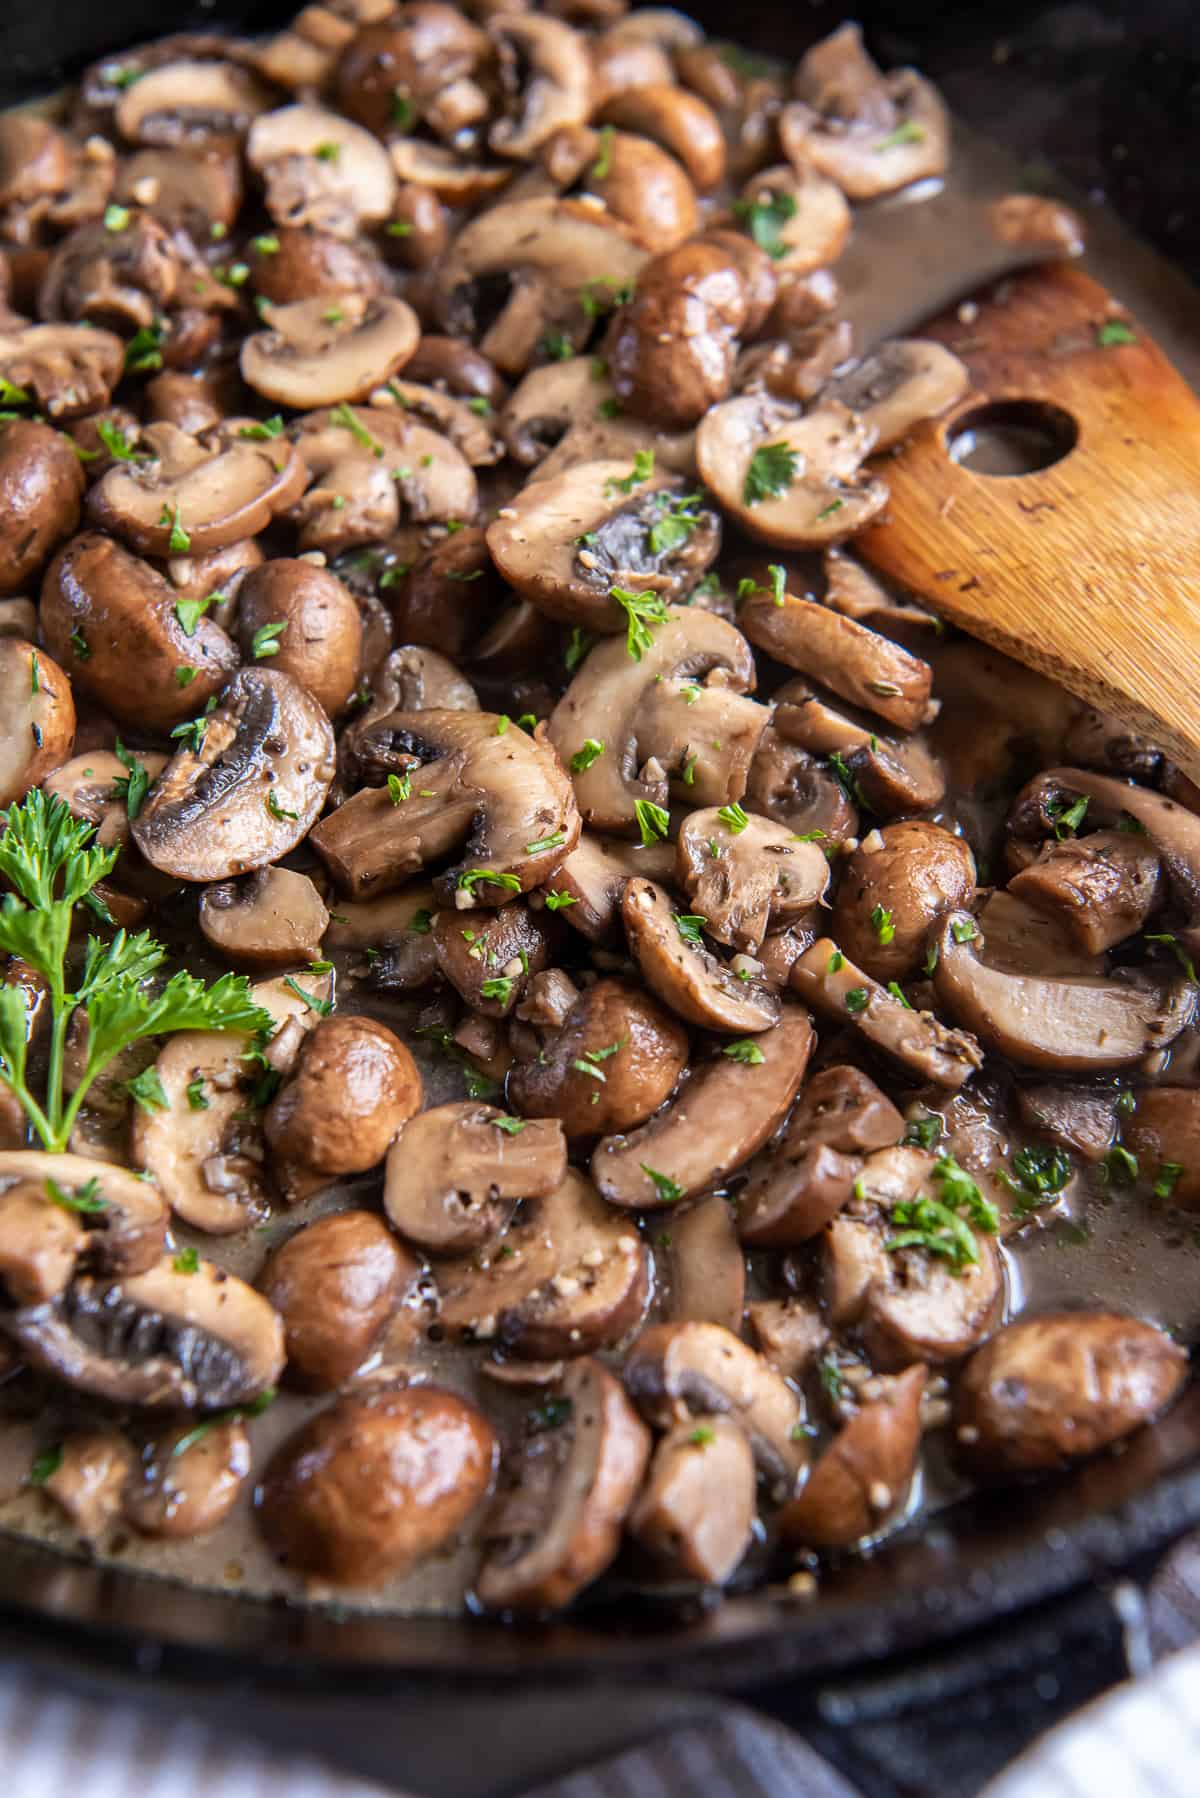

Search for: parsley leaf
xmin=743 ymin=441 xmax=799 ymax=505
xmin=733 ymin=188 xmax=797 ymax=260
xmin=112 ymin=738 xmax=150 ymax=821
xmin=640 ymin=1164 xmax=684 ymax=1204
xmin=570 ymin=738 xmax=605 ymax=772
xmin=633 ymin=799 xmax=670 ymax=845
xmin=611 ymin=585 xmax=669 ymax=661
xmin=723 ymin=1039 xmax=764 ymax=1064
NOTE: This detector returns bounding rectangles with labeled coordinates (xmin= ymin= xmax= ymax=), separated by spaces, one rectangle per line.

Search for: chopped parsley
xmin=1048 ymin=794 xmax=1089 ymax=839
xmin=688 ymin=1425 xmax=715 ymax=1448
xmin=526 ymin=831 xmax=566 ymax=854
xmin=112 ymin=738 xmax=150 ymax=821
xmin=591 ymin=123 xmax=614 ymax=179
xmin=647 ymin=489 xmax=703 ymax=557
xmin=570 ymin=738 xmax=605 ymax=772
xmin=544 ymin=891 xmax=577 ymax=911
xmin=673 ymin=913 xmax=707 ymax=944
xmin=716 ymin=802 xmax=749 ymax=834
xmin=611 ymin=585 xmax=669 ymax=660
xmin=1097 ymin=319 xmax=1136 ymax=347
xmin=743 ymin=441 xmax=799 ymax=506
xmin=565 ymin=628 xmax=595 ymax=672
xmin=45 ymin=1175 xmax=107 ymax=1214
xmin=458 ymin=868 xmax=522 ymax=895
xmin=96 ymin=417 xmax=148 ymax=461
xmin=1102 ymin=1144 xmax=1139 ymax=1187
xmin=733 ymin=188 xmax=798 ymax=261
xmin=1154 ymin=1161 xmax=1184 ymax=1200
xmin=903 ymin=1115 xmax=943 ymax=1150
xmin=159 ymin=503 xmax=190 ymax=555
xmin=609 ymin=449 xmax=655 ymax=494
xmin=238 ymin=415 xmax=284 ymax=441
xmin=480 ymin=977 xmax=514 ymax=1006
xmin=540 ymin=331 xmax=575 ymax=362
xmin=387 ymin=771 xmax=412 ymax=804
xmin=30 ymin=1446 xmax=63 ymax=1486
xmin=124 ymin=1066 xmax=169 ymax=1115
xmin=870 ymin=904 xmax=895 ymax=946
xmin=634 ymin=799 xmax=670 ymax=845
xmin=173 ymin=1246 xmax=200 ymax=1274
xmin=174 ymin=665 xmax=197 ymax=688
xmin=266 ymin=790 xmax=299 ymax=822
xmin=723 ymin=1039 xmax=764 ymax=1065
xmin=641 ymin=1164 xmax=684 ymax=1204
xmin=170 ymin=696 xmax=218 ymax=755
xmin=951 ymin=917 xmax=979 ymax=944
xmin=103 ymin=203 xmax=130 ymax=233
xmin=175 ymin=594 xmax=214 ymax=636
xmin=186 ymin=1077 xmax=209 ymax=1111
xmin=330 ymin=401 xmax=384 ymax=456
xmin=875 ymin=120 xmax=926 ymax=151
xmin=844 ymin=986 xmax=869 ymax=1015
xmin=1145 ymin=933 xmax=1199 ymax=983
xmin=493 ymin=1115 xmax=525 ymax=1136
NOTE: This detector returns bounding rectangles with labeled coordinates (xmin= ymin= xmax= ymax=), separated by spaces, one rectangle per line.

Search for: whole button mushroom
xmin=236 ymin=557 xmax=363 ymax=718
xmin=257 ymin=1385 xmax=497 ymax=1585
xmin=259 ymin=1210 xmax=419 ymax=1390
xmin=832 ymin=821 xmax=976 ymax=983
xmin=605 ymin=239 xmax=749 ymax=429
xmin=0 ymin=420 xmax=85 ymax=597
xmin=508 ymin=977 xmax=688 ymax=1138
xmin=954 ymin=1313 xmax=1188 ymax=1476
xmin=0 ymin=639 xmax=75 ymax=806
xmin=264 ymin=1014 xmax=422 ymax=1199
xmin=41 ymin=532 xmax=240 ymax=731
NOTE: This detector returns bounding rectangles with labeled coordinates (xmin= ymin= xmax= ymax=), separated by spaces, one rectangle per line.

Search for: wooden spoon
xmin=855 ymin=264 xmax=1200 ymax=783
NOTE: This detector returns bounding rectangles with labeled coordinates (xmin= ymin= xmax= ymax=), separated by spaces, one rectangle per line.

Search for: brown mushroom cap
xmin=736 ymin=162 xmax=851 ymax=275
xmin=604 ymin=239 xmax=748 ymax=431
xmin=474 ymin=1356 xmax=650 ymax=1613
xmin=592 ymin=998 xmax=815 ymax=1209
xmin=597 ymin=84 xmax=726 ymax=190
xmin=621 ymin=876 xmax=780 ymax=1034
xmin=236 ymin=558 xmax=363 ymax=718
xmin=42 ymin=532 xmax=240 ymax=731
xmin=198 ymin=866 xmax=330 ymax=970
xmin=1007 ymin=829 xmax=1160 ymax=956
xmin=953 ymin=1313 xmax=1187 ymax=1476
xmin=88 ymin=420 xmax=308 ymax=557
xmin=124 ymin=1417 xmax=252 ymax=1540
xmin=624 ymin=1320 xmax=806 ymax=1500
xmin=384 ymin=1101 xmax=567 ymax=1256
xmin=257 ymin=1384 xmax=496 ymax=1585
xmin=265 ymin=1015 xmax=422 ymax=1192
xmin=42 ymin=1429 xmax=134 ymax=1542
xmin=658 ymin=1195 xmax=746 ymax=1334
xmin=1126 ymin=1088 xmax=1200 ymax=1209
xmin=258 ymin=1210 xmax=419 ymax=1390
xmin=241 ymin=296 xmax=420 ymax=409
xmin=133 ymin=667 xmax=336 ymax=883
xmin=676 ymin=805 xmax=829 ymax=953
xmin=779 ymin=1364 xmax=926 ymax=1548
xmin=0 ymin=1178 xmax=84 ymax=1305
xmin=932 ymin=910 xmax=1192 ymax=1072
xmin=431 ymin=901 xmax=555 ymax=1018
xmin=0 ymin=638 xmax=75 ymax=805
xmin=0 ymin=420 xmax=84 ymax=597
xmin=833 ymin=822 xmax=976 ymax=982
xmin=697 ymin=396 xmax=887 ymax=549
xmin=509 ymin=976 xmax=687 ymax=1137
xmin=5 ymin=1255 xmax=284 ymax=1410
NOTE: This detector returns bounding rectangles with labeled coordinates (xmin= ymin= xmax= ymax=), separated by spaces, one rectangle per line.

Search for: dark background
xmin=2 ymin=0 xmax=1198 ymax=280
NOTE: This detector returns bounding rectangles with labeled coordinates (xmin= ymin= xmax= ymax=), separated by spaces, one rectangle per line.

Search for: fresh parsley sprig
xmin=0 ymin=791 xmax=273 ymax=1152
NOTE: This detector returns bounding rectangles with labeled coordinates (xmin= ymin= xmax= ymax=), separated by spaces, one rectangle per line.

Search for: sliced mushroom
xmin=629 ymin=1412 xmax=756 ymax=1583
xmin=548 ymin=607 xmax=759 ymax=834
xmin=369 ymin=377 xmax=502 ymax=466
xmin=932 ymin=910 xmax=1191 ymax=1072
xmin=0 ymin=639 xmax=74 ymax=805
xmin=779 ymin=1364 xmax=925 ymax=1547
xmin=1125 ymin=1089 xmax=1200 ymax=1208
xmin=1007 ymin=830 xmax=1161 ymax=955
xmin=241 ymin=296 xmax=419 ymax=409
xmin=833 ymin=822 xmax=976 ymax=982
xmin=736 ymin=162 xmax=851 ymax=275
xmin=88 ymin=420 xmax=308 ymax=557
xmin=658 ymin=1195 xmax=745 ymax=1334
xmin=0 ymin=1150 xmax=168 ymax=1284
xmin=438 ymin=196 xmax=646 ymax=377
xmin=5 ymin=1255 xmax=284 ymax=1409
xmin=781 ymin=24 xmax=949 ymax=201
xmin=313 ymin=708 xmax=578 ymax=904
xmin=124 ymin=1417 xmax=252 ymax=1539
xmin=258 ymin=1385 xmax=496 ymax=1584
xmin=621 ymin=876 xmax=780 ymax=1033
xmin=475 ymin=1356 xmax=650 ymax=1613
xmin=383 ymin=1101 xmax=566 ymax=1256
xmin=0 ymin=420 xmax=84 ymax=598
xmin=258 ymin=1209 xmax=419 ymax=1390
xmin=131 ymin=1031 xmax=272 ymax=1235
xmin=247 ymin=104 xmax=398 ymax=236
xmin=543 ymin=831 xmax=677 ymax=941
xmin=746 ymin=724 xmax=859 ymax=844
xmin=0 ymin=322 xmax=125 ymax=418
xmin=625 ymin=1321 xmax=805 ymax=1500
xmin=822 ymin=340 xmax=970 ymax=452
xmin=489 ymin=14 xmax=592 ymax=158
xmin=954 ymin=1313 xmax=1187 ymax=1476
xmin=498 ymin=356 xmax=696 ymax=482
xmin=697 ymin=396 xmax=887 ymax=550
xmin=747 ymin=1297 xmax=829 ymax=1381
xmin=572 ymin=126 xmax=699 ymax=255
xmin=265 ymin=1015 xmax=422 ymax=1200
xmin=592 ymin=999 xmax=814 ymax=1209
xmin=772 ymin=678 xmax=946 ymax=818
xmin=793 ymin=936 xmax=985 ymax=1089
xmin=42 ymin=533 xmax=239 ymax=731
xmin=509 ymin=976 xmax=687 ymax=1137
xmin=133 ymin=668 xmax=336 ymax=883
xmin=39 ymin=212 xmax=185 ymax=333
xmin=113 ymin=55 xmax=271 ymax=145
xmin=675 ymin=805 xmax=829 ymax=953
xmin=199 ymin=867 xmax=330 ymax=970
xmin=432 ymin=901 xmax=555 ymax=1018
xmin=597 ymin=83 xmax=726 ymax=190
xmin=42 ymin=1429 xmax=135 ymax=1542
xmin=289 ymin=405 xmax=477 ymax=552
xmin=435 ymin=1169 xmax=649 ymax=1356
xmin=0 ymin=1178 xmax=84 ymax=1306
xmin=740 ymin=587 xmax=932 ymax=733
xmin=487 ymin=459 xmax=720 ymax=632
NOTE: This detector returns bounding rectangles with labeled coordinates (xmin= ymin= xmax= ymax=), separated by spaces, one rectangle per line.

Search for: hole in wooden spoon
xmin=946 ymin=400 xmax=1078 ymax=477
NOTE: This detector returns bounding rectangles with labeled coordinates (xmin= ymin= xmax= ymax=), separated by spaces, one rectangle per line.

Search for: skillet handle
xmin=752 ymin=1573 xmax=1146 ymax=1798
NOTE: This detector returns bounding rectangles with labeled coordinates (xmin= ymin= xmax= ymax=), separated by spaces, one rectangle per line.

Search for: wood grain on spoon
xmin=856 ymin=264 xmax=1200 ymax=782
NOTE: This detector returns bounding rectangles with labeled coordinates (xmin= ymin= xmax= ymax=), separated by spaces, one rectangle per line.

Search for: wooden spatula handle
xmin=856 ymin=265 xmax=1200 ymax=783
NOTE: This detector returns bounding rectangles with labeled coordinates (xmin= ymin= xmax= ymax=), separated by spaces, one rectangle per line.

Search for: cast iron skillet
xmin=1 ymin=5 xmax=1199 ymax=1794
